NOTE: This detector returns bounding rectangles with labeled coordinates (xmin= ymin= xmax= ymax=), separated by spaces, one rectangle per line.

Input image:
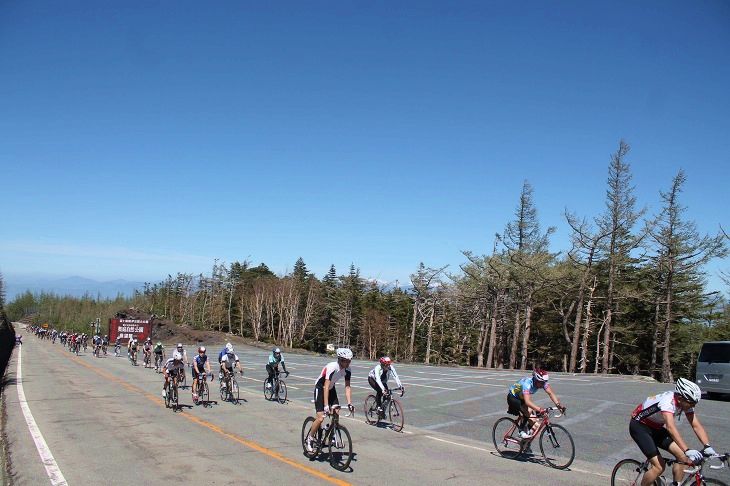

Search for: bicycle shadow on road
xmin=488 ymin=451 xmax=573 ymax=472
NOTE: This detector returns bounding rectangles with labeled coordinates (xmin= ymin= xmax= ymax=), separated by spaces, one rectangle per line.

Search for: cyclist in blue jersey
xmin=507 ymin=368 xmax=565 ymax=439
xmin=192 ymin=346 xmax=212 ymax=403
xmin=266 ymin=347 xmax=289 ymax=389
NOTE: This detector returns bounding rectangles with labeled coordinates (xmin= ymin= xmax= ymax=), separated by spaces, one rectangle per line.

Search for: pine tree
xmin=503 ymin=180 xmax=556 ymax=369
xmin=596 ymin=140 xmax=646 ymax=373
xmin=649 ymin=170 xmax=727 ymax=382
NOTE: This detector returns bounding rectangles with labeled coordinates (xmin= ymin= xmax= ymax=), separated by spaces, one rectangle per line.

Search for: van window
xmin=698 ymin=343 xmax=730 ymax=363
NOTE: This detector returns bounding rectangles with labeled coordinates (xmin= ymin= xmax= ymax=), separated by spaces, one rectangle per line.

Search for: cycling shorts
xmin=313 ymin=385 xmax=339 ymax=413
xmin=192 ymin=368 xmax=206 ymax=378
xmin=629 ymin=420 xmax=673 ymax=459
xmin=507 ymin=393 xmax=524 ymax=416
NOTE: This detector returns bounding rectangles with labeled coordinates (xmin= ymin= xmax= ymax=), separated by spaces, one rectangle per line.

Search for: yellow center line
xmin=65 ymin=353 xmax=351 ymax=486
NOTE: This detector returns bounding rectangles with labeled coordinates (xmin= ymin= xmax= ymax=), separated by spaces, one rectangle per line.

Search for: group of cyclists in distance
xmin=24 ymin=324 xmax=724 ymax=484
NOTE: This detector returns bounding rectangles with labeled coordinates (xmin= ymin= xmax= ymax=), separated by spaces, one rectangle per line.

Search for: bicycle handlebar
xmin=708 ymin=453 xmax=730 ymax=470
xmin=325 ymin=404 xmax=355 ymax=418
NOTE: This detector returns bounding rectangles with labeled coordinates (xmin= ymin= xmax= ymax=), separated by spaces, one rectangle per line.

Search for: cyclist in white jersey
xmin=162 ymin=352 xmax=185 ymax=399
xmin=630 ymin=378 xmax=715 ymax=486
xmin=176 ymin=343 xmax=188 ymax=383
xmin=368 ymin=356 xmax=404 ymax=414
xmin=304 ymin=348 xmax=355 ymax=453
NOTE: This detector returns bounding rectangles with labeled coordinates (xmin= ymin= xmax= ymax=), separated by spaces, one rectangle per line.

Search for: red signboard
xmin=108 ymin=318 xmax=152 ymax=343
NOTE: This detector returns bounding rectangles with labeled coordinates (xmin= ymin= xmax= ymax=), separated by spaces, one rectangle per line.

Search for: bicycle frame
xmin=660 ymin=454 xmax=727 ymax=486
xmin=381 ymin=387 xmax=404 ymax=410
xmin=502 ymin=407 xmax=562 ymax=449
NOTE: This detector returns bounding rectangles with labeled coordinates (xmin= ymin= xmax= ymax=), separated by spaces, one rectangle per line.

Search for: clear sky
xmin=1 ymin=1 xmax=729 ymax=289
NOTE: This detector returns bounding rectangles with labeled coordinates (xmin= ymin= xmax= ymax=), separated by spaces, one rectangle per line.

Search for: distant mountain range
xmin=4 ymin=276 xmax=144 ymax=300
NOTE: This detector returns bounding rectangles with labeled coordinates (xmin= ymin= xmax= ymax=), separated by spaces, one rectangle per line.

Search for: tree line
xmin=5 ymin=141 xmax=729 ymax=381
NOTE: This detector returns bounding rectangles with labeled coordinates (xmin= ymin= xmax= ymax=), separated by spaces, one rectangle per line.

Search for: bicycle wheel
xmin=276 ymin=380 xmax=287 ymax=404
xmin=539 ymin=424 xmax=575 ymax=469
xmin=231 ymin=378 xmax=239 ymax=403
xmin=388 ymin=398 xmax=405 ymax=432
xmin=264 ymin=379 xmax=274 ymax=401
xmin=220 ymin=380 xmax=227 ymax=401
xmin=702 ymin=479 xmax=729 ymax=486
xmin=301 ymin=417 xmax=319 ymax=459
xmin=164 ymin=384 xmax=171 ymax=408
xmin=180 ymin=371 xmax=187 ymax=389
xmin=492 ymin=417 xmax=525 ymax=459
xmin=172 ymin=383 xmax=179 ymax=409
xmin=202 ymin=381 xmax=210 ymax=407
xmin=610 ymin=459 xmax=644 ymax=486
xmin=364 ymin=395 xmax=378 ymax=425
xmin=328 ymin=424 xmax=353 ymax=471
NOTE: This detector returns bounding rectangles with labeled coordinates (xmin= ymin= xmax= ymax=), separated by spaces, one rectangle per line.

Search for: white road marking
xmin=16 ymin=345 xmax=68 ymax=486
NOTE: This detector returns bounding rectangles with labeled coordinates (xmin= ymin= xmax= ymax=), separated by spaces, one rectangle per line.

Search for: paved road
xmin=4 ymin=329 xmax=730 ymax=485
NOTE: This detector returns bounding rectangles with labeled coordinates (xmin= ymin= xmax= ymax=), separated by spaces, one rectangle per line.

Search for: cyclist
xmin=161 ymin=351 xmax=185 ymax=400
xmin=114 ymin=336 xmax=122 ymax=356
xmin=266 ymin=347 xmax=289 ymax=390
xmin=630 ymin=378 xmax=715 ymax=486
xmin=304 ymin=348 xmax=355 ymax=453
xmin=219 ymin=345 xmax=243 ymax=393
xmin=507 ymin=368 xmax=565 ymax=439
xmin=153 ymin=341 xmax=165 ymax=370
xmin=192 ymin=346 xmax=212 ymax=403
xmin=102 ymin=335 xmax=109 ymax=354
xmin=142 ymin=338 xmax=153 ymax=367
xmin=368 ymin=356 xmax=404 ymax=415
xmin=128 ymin=337 xmax=139 ymax=363
xmin=218 ymin=343 xmax=234 ymax=380
xmin=176 ymin=343 xmax=189 ymax=383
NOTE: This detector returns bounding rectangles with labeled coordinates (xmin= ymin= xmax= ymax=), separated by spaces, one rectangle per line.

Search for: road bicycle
xmin=364 ymin=386 xmax=405 ymax=432
xmin=219 ymin=370 xmax=241 ymax=404
xmin=129 ymin=349 xmax=138 ymax=366
xmin=193 ymin=372 xmax=211 ymax=407
xmin=154 ymin=353 xmax=164 ymax=372
xmin=301 ymin=405 xmax=354 ymax=471
xmin=102 ymin=343 xmax=107 ymax=355
xmin=114 ymin=344 xmax=121 ymax=357
xmin=164 ymin=372 xmax=181 ymax=410
xmin=611 ymin=452 xmax=729 ymax=486
xmin=180 ymin=366 xmax=187 ymax=389
xmin=493 ymin=406 xmax=575 ymax=469
xmin=263 ymin=369 xmax=288 ymax=404
xmin=143 ymin=351 xmax=152 ymax=368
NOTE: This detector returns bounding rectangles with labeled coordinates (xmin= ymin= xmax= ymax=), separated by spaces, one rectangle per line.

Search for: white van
xmin=695 ymin=341 xmax=730 ymax=398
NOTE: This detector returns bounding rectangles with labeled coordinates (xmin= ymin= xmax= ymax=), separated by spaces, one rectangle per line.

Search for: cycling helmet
xmin=157 ymin=341 xmax=162 ymax=346
xmin=225 ymin=343 xmax=234 ymax=353
xmin=273 ymin=347 xmax=281 ymax=354
xmin=146 ymin=337 xmax=151 ymax=342
xmin=379 ymin=356 xmax=392 ymax=366
xmin=532 ymin=368 xmax=549 ymax=382
xmin=336 ymin=348 xmax=353 ymax=360
xmin=675 ymin=378 xmax=701 ymax=404
xmin=173 ymin=351 xmax=182 ymax=361
xmin=198 ymin=346 xmax=206 ymax=353
xmin=176 ymin=343 xmax=183 ymax=350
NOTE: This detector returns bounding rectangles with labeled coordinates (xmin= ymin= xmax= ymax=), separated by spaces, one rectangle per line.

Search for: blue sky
xmin=1 ymin=1 xmax=729 ymax=290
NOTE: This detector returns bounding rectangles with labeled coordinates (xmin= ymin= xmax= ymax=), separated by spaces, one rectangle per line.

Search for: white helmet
xmin=336 ymin=348 xmax=353 ymax=360
xmin=225 ymin=343 xmax=234 ymax=353
xmin=172 ymin=351 xmax=182 ymax=361
xmin=176 ymin=343 xmax=183 ymax=350
xmin=675 ymin=378 xmax=701 ymax=404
